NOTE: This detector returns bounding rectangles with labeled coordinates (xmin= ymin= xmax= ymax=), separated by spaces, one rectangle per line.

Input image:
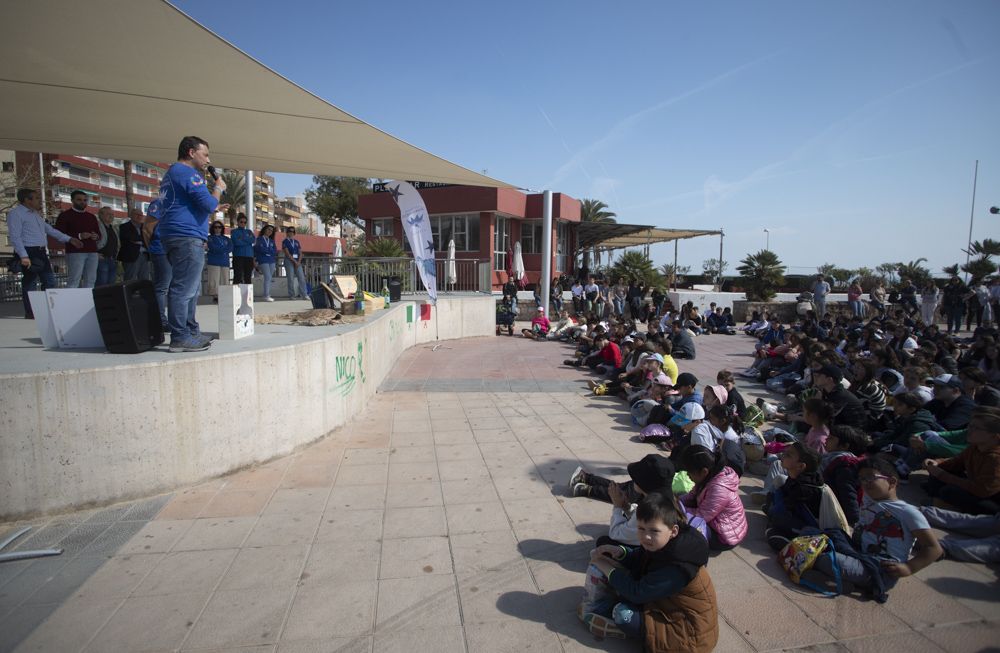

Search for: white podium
xmin=28 ymin=288 xmax=105 ymax=349
xmin=219 ymin=284 xmax=254 ymax=340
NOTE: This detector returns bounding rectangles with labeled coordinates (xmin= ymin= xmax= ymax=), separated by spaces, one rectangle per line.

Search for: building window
xmin=133 ymin=182 xmax=151 ymax=195
xmin=373 ymin=218 xmax=393 ymax=237
xmin=133 ymin=163 xmax=150 ymax=176
xmin=2 ymin=161 xmax=13 ymax=172
xmin=521 ymin=221 xmax=543 ymax=254
xmin=401 ymin=213 xmax=479 ymax=252
xmin=67 ymin=166 xmax=91 ymax=183
xmin=494 ymin=216 xmax=510 ymax=271
xmin=557 ymin=221 xmax=569 ymax=272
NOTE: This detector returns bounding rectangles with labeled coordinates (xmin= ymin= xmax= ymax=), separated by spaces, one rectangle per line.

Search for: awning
xmin=0 ymin=0 xmax=513 ymax=188
xmin=576 ymin=222 xmax=721 ymax=251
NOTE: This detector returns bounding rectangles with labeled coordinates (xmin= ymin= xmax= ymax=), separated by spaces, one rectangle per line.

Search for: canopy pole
xmin=541 ymin=190 xmax=553 ymax=316
xmin=673 ymin=240 xmax=678 ymax=291
xmin=718 ymin=228 xmax=724 ymax=291
xmin=38 ymin=153 xmax=47 ymax=219
xmin=245 ymin=170 xmax=255 ymax=231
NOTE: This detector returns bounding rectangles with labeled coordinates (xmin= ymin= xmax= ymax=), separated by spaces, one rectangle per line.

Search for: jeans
xmin=921 ymin=506 xmax=1000 ymax=563
xmin=258 ymin=262 xmax=275 ymax=298
xmin=122 ymin=254 xmax=150 ymax=282
xmin=20 ymin=247 xmax=56 ymax=317
xmin=163 ymin=237 xmax=205 ymax=341
xmin=924 ymin=476 xmax=1000 ymax=515
xmin=612 ymin=297 xmax=625 ymax=316
xmin=95 ymin=256 xmax=118 ymax=286
xmin=151 ymin=253 xmax=172 ymax=329
xmin=232 ymin=256 xmax=254 ymax=284
xmin=814 ymin=297 xmax=827 ymax=318
xmin=849 ymin=300 xmax=863 ymax=317
xmin=285 ymin=259 xmax=307 ymax=298
xmin=66 ymin=252 xmax=98 ymax=288
xmin=946 ymin=306 xmax=964 ymax=333
xmin=551 ymin=295 xmax=563 ymax=313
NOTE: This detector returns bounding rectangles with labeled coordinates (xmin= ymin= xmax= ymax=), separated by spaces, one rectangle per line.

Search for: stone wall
xmin=0 ymin=296 xmax=495 ymax=520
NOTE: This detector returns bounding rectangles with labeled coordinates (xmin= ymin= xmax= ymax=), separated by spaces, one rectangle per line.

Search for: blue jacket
xmin=207 ymin=234 xmax=233 ymax=266
xmin=230 ymin=227 xmax=255 ymax=257
xmin=156 ymin=162 xmax=219 ymax=241
xmin=254 ymin=236 xmax=276 ymax=264
xmin=282 ymin=237 xmax=302 ymax=262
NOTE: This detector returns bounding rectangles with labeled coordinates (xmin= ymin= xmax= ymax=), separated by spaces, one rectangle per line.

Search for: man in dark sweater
xmin=54 ymin=190 xmax=101 ymax=288
xmin=671 ymin=320 xmax=696 ymax=360
xmin=926 ymin=375 xmax=977 ymax=431
xmin=814 ymin=364 xmax=868 ymax=430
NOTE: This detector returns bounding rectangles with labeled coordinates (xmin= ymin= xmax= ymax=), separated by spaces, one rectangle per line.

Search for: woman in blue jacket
xmin=282 ymin=226 xmax=308 ymax=300
xmin=254 ymin=224 xmax=277 ymax=302
xmin=205 ymin=220 xmax=232 ymax=302
xmin=230 ymin=212 xmax=256 ymax=284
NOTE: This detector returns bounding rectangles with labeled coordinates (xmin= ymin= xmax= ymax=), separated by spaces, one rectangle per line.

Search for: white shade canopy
xmin=0 ymin=0 xmax=513 ymax=187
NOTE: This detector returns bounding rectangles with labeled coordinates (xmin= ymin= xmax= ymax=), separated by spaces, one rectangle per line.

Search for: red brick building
xmin=358 ymin=185 xmax=581 ymax=289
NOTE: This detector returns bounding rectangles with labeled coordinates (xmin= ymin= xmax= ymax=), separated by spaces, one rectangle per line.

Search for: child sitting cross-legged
xmin=763 ymin=441 xmax=825 ymax=551
xmin=922 ymin=406 xmax=1000 ymax=515
xmin=812 ymin=456 xmax=942 ymax=602
xmin=679 ymin=445 xmax=748 ymax=550
xmin=579 ymin=492 xmax=719 ymax=652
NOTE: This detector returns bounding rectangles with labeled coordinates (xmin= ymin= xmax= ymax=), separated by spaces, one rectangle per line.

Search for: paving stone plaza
xmin=1 ymin=331 xmax=998 ymax=652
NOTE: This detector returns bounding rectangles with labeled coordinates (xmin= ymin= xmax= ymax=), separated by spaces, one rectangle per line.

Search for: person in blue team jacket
xmin=230 ymin=212 xmax=256 ymax=284
xmin=205 ymin=220 xmax=232 ymax=302
xmin=254 ymin=224 xmax=277 ymax=302
xmin=282 ymin=226 xmax=308 ymax=300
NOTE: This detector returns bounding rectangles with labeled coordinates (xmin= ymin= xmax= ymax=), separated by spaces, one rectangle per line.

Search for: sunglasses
xmin=859 ymin=474 xmax=892 ymax=485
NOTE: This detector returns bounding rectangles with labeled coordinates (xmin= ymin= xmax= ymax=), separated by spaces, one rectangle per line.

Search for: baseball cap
xmin=623 ymin=336 xmax=634 ymax=344
xmin=626 ymin=454 xmax=676 ymax=494
xmin=928 ymin=373 xmax=962 ymax=390
xmin=675 ymin=372 xmax=698 ymax=388
xmin=669 ymin=402 xmax=706 ymax=427
xmin=649 ymin=353 xmax=665 ymax=364
xmin=815 ymin=364 xmax=844 ymax=383
xmin=652 ymin=373 xmax=671 ymax=386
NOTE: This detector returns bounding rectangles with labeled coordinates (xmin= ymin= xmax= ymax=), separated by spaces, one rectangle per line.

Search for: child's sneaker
xmin=568 ymin=466 xmax=585 ymax=487
xmin=581 ymin=612 xmax=627 ymax=639
xmin=572 ymin=483 xmax=591 ymax=498
xmin=594 ymin=384 xmax=607 ymax=396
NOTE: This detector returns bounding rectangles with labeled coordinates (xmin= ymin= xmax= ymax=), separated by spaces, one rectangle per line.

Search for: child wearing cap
xmin=922 ymin=406 xmax=1000 ymax=514
xmin=569 ymin=454 xmax=693 ymax=546
xmin=521 ymin=306 xmax=551 ymax=340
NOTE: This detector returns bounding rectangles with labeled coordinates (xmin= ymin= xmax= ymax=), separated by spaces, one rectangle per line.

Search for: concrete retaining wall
xmin=0 ymin=296 xmax=495 ymax=520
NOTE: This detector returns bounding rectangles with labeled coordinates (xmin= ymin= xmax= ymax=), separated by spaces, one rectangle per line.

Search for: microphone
xmin=207 ymin=165 xmax=219 ymax=181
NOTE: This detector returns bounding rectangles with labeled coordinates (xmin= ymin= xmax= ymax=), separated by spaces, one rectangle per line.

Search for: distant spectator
xmin=254 ymin=224 xmax=277 ymax=301
xmin=118 ymin=207 xmax=150 ymax=282
xmin=230 ymin=213 xmax=255 ymax=284
xmin=282 ymin=226 xmax=308 ymax=299
xmin=812 ymin=274 xmax=831 ymax=318
xmin=94 ymin=206 xmax=119 ymax=286
xmin=205 ymin=220 xmax=232 ymax=302
xmin=55 ymin=189 xmax=100 ymax=288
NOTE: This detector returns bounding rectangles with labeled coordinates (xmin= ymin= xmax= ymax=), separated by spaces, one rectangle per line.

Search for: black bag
xmin=6 ymin=256 xmax=21 ymax=274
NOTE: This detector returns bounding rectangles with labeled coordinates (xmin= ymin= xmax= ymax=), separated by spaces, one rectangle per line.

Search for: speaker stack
xmin=92 ymin=280 xmax=165 ymax=353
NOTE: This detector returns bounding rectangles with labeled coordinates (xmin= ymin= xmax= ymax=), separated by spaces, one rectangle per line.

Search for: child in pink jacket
xmin=679 ymin=445 xmax=748 ymax=550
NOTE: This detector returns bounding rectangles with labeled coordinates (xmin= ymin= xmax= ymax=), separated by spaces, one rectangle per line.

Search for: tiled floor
xmin=2 ymin=329 xmax=998 ymax=652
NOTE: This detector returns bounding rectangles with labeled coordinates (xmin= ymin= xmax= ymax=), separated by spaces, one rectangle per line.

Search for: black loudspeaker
xmin=92 ymin=280 xmax=165 ymax=353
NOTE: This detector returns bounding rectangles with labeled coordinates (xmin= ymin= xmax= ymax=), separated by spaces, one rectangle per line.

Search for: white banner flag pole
xmin=387 ymin=181 xmax=438 ymax=306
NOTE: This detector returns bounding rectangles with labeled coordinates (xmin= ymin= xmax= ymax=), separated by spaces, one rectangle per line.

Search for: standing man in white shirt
xmin=8 ymin=188 xmax=83 ymax=318
xmin=812 ymin=274 xmax=831 ymax=318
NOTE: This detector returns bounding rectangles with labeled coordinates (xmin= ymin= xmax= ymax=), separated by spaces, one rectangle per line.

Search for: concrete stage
xmin=0 ymin=294 xmax=495 ymax=520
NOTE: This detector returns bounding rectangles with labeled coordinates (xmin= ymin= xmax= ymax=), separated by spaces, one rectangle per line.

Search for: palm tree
xmin=611 ymin=251 xmax=661 ymax=287
xmin=213 ymin=169 xmax=246 ymax=225
xmin=359 ymin=237 xmax=406 ymax=258
xmin=736 ymin=250 xmax=786 ymax=301
xmin=579 ymin=199 xmax=616 ymax=272
xmin=896 ymin=258 xmax=932 ymax=287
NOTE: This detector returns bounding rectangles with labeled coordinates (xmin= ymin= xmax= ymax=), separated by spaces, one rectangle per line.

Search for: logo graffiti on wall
xmin=333 ymin=342 xmax=366 ymax=397
xmin=389 ymin=318 xmax=402 ymax=342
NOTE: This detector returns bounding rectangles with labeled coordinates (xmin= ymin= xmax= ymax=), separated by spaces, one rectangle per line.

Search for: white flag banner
xmin=387 ymin=180 xmax=437 ymax=305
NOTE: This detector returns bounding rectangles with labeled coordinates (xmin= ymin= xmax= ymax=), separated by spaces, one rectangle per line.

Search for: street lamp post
xmin=763 ymin=228 xmax=770 ymax=251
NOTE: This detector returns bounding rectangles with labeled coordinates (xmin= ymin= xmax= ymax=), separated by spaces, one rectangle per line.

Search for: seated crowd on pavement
xmin=519 ymin=270 xmax=1000 ymax=648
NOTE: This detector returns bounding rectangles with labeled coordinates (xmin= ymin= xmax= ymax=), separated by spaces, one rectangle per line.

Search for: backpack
xmin=778 ymin=534 xmax=842 ymax=597
xmin=630 ymin=399 xmax=659 ymax=427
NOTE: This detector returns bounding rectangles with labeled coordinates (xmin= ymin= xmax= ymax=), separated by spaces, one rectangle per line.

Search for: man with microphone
xmin=157 ymin=136 xmax=229 ymax=352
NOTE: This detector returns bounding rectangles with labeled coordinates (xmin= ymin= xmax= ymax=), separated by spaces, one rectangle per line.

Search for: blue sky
xmin=174 ymin=0 xmax=999 ymax=276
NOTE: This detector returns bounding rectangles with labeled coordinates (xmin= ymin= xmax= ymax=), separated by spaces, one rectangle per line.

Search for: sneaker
xmin=168 ymin=337 xmax=211 ymax=353
xmin=765 ymin=529 xmax=791 ymax=552
xmin=572 ymin=483 xmax=590 ymax=498
xmin=581 ymin=612 xmax=626 ymax=639
xmin=568 ymin=465 xmax=585 ymax=487
xmin=587 ymin=380 xmax=599 ymax=391
xmin=265 ymin=296 xmax=275 ymax=302
xmin=194 ymin=333 xmax=214 ymax=347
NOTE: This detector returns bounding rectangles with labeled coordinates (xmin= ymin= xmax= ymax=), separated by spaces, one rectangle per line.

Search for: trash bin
xmin=387 ymin=276 xmax=402 ymax=303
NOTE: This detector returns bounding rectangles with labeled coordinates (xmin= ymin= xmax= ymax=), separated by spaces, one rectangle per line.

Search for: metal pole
xmin=37 ymin=152 xmax=47 ymax=219
xmin=673 ymin=239 xmax=678 ymax=291
xmin=964 ymin=160 xmax=979 ymax=283
xmin=718 ymin=229 xmax=724 ymax=291
xmin=245 ymin=170 xmax=255 ymax=231
xmin=540 ymin=190 xmax=553 ymax=316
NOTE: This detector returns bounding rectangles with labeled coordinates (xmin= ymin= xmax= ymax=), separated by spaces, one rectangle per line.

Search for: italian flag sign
xmin=406 ymin=304 xmax=433 ymax=323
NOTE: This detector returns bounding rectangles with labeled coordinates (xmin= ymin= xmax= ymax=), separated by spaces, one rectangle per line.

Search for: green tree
xmin=660 ymin=262 xmax=691 ymax=283
xmin=896 ymin=258 xmax=932 ymax=287
xmin=611 ymin=251 xmax=660 ymax=286
xmin=737 ymin=249 xmax=786 ymax=301
xmin=961 ymin=239 xmax=1000 ymax=283
xmin=358 ymin=237 xmax=406 ymax=258
xmin=212 ymin=169 xmax=246 ymax=225
xmin=304 ymin=176 xmax=370 ymax=234
xmin=942 ymin=263 xmax=960 ymax=277
xmin=702 ymin=259 xmax=729 ymax=284
xmin=579 ymin=199 xmax=617 ymax=272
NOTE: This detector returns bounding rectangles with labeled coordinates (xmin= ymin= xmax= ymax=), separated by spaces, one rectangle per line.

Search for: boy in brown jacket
xmin=923 ymin=407 xmax=1000 ymax=514
xmin=580 ymin=492 xmax=719 ymax=652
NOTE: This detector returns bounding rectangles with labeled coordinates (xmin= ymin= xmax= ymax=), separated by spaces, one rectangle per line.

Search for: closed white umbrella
xmin=446 ymin=239 xmax=458 ymax=287
xmin=333 ymin=238 xmax=343 ymax=273
xmin=513 ymin=241 xmax=526 ymax=287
